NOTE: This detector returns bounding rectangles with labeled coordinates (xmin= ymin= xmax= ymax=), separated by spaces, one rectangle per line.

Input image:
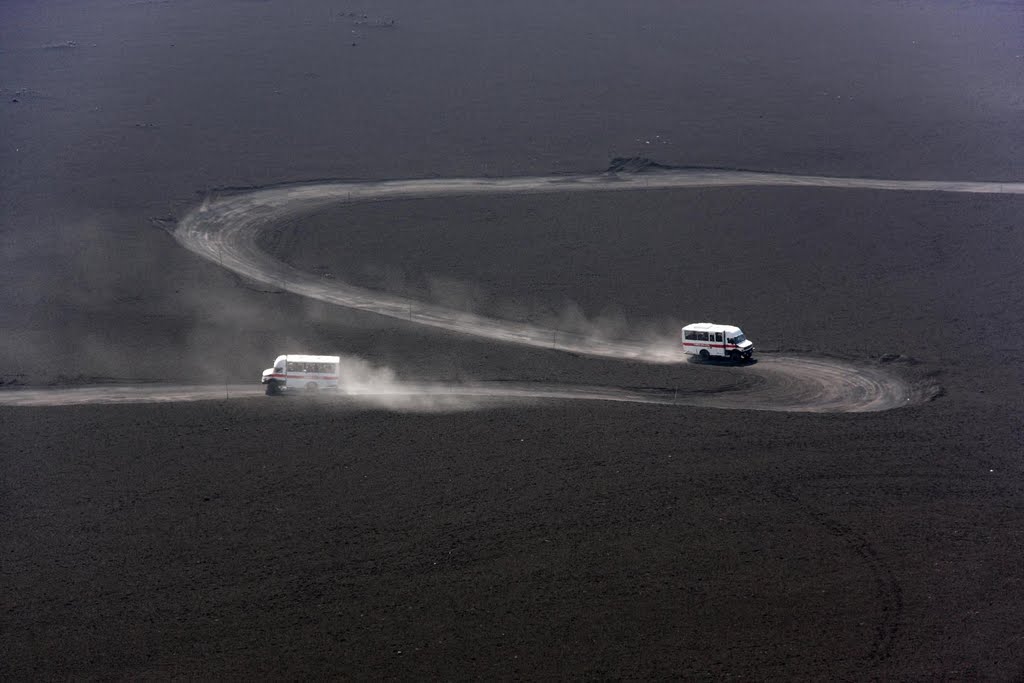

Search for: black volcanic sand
xmin=4 ymin=388 xmax=1024 ymax=678
xmin=3 ymin=0 xmax=1024 ymax=679
xmin=4 ymin=187 xmax=1024 ymax=680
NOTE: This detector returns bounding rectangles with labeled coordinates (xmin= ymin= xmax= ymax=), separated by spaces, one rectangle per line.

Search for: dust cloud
xmin=330 ymin=353 xmax=502 ymax=413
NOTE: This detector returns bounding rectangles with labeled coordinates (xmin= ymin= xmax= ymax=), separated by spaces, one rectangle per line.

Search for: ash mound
xmin=606 ymin=157 xmax=676 ymax=174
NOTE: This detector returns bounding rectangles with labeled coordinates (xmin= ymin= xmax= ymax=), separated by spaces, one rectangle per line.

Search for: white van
xmin=682 ymin=323 xmax=755 ymax=361
xmin=261 ymin=354 xmax=341 ymax=395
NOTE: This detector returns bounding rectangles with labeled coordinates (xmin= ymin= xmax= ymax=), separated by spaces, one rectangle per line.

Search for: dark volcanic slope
xmin=3 ymin=391 xmax=1023 ymax=679
xmin=4 ymin=183 xmax=1024 ymax=678
xmin=3 ymin=0 xmax=1024 ymax=679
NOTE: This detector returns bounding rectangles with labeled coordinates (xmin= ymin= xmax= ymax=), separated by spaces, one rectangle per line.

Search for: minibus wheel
xmin=729 ymin=351 xmax=742 ymax=363
xmin=265 ymin=380 xmax=281 ymax=396
xmin=306 ymin=381 xmax=319 ymax=392
xmin=699 ymin=349 xmax=710 ymax=359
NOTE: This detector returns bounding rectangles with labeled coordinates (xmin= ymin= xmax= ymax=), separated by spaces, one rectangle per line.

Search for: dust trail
xmin=165 ymin=167 xmax=994 ymax=412
xmin=174 ymin=168 xmax=1023 ymax=364
xmin=0 ymin=354 xmax=923 ymax=412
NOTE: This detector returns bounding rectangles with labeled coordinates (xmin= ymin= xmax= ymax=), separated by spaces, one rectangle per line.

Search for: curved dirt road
xmin=174 ymin=169 xmax=1023 ymax=364
xmin=0 ymin=355 xmax=921 ymax=412
xmin=10 ymin=168 xmax=999 ymax=411
xmin=173 ymin=167 xmax=1012 ymax=412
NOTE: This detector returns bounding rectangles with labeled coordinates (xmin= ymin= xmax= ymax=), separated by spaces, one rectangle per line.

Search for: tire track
xmin=173 ymin=168 xmax=1022 ymax=368
xmin=7 ymin=168 xmax=989 ymax=410
xmin=770 ymin=482 xmax=904 ymax=665
xmin=166 ymin=167 xmax=981 ymax=413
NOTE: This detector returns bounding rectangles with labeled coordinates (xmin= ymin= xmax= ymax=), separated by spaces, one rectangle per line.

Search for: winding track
xmin=8 ymin=168 xmax=1020 ymax=410
xmin=0 ymin=357 xmax=915 ymax=412
xmin=173 ymin=169 xmax=1024 ymax=365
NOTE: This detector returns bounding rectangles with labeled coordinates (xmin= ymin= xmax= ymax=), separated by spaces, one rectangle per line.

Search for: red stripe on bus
xmin=682 ymin=342 xmax=738 ymax=349
xmin=269 ymin=374 xmax=340 ymax=380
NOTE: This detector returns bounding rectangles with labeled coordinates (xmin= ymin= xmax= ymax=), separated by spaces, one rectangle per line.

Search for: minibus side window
xmin=714 ymin=332 xmax=722 ymax=342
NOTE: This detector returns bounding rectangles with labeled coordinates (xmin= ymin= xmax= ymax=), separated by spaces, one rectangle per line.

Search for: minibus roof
xmin=281 ymin=354 xmax=341 ymax=364
xmin=683 ymin=322 xmax=742 ymax=334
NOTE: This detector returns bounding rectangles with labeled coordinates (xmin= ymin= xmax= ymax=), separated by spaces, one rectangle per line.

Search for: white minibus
xmin=261 ymin=354 xmax=341 ymax=395
xmin=681 ymin=323 xmax=755 ymax=362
